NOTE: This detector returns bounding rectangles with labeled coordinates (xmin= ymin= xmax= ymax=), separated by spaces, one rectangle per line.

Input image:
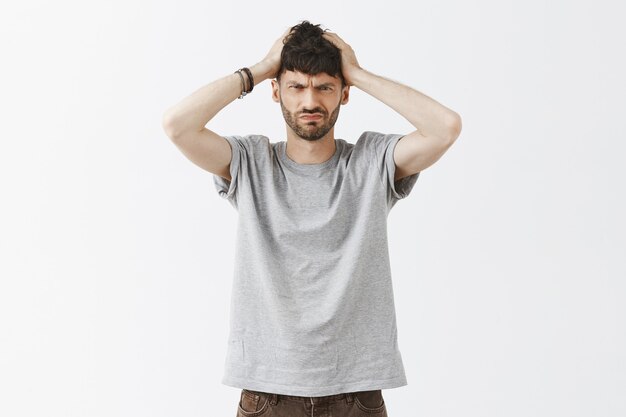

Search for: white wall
xmin=1 ymin=1 xmax=624 ymax=416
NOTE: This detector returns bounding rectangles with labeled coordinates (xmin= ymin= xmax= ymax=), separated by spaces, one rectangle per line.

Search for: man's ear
xmin=340 ymin=85 xmax=350 ymax=105
xmin=271 ymin=79 xmax=280 ymax=103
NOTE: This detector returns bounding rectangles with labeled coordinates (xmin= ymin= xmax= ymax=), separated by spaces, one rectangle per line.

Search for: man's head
xmin=271 ymin=21 xmax=349 ymax=142
xmin=276 ymin=21 xmax=346 ymax=87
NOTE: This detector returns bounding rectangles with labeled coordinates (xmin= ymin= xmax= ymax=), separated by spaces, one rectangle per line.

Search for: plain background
xmin=1 ymin=0 xmax=625 ymax=416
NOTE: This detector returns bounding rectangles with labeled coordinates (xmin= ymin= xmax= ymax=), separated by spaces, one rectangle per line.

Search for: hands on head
xmin=260 ymin=27 xmax=362 ymax=86
xmin=321 ymin=31 xmax=362 ymax=86
xmin=261 ymin=28 xmax=291 ymax=80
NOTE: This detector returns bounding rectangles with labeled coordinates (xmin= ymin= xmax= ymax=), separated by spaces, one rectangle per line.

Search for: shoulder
xmin=354 ymin=131 xmax=403 ymax=153
xmin=355 ymin=131 xmax=383 ymax=143
xmin=223 ymin=134 xmax=271 ymax=154
xmin=229 ymin=133 xmax=270 ymax=146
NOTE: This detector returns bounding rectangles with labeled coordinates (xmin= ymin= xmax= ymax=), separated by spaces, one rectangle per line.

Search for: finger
xmin=322 ymin=32 xmax=340 ymax=45
xmin=323 ymin=32 xmax=345 ymax=46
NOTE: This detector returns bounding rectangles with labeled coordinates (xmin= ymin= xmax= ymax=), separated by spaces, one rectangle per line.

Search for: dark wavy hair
xmin=277 ymin=21 xmax=345 ymax=87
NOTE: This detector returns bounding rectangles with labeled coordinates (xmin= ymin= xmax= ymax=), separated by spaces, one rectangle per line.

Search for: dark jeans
xmin=236 ymin=388 xmax=388 ymax=417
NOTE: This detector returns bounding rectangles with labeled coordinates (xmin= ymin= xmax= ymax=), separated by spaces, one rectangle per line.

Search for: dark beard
xmin=280 ymin=99 xmax=341 ymax=141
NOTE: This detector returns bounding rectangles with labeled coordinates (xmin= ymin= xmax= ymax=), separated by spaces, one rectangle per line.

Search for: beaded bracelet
xmin=234 ymin=70 xmax=247 ymax=99
xmin=241 ymin=67 xmax=254 ymax=93
xmin=234 ymin=67 xmax=254 ymax=99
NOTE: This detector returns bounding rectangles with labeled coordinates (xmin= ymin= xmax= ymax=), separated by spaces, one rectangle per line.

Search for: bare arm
xmin=350 ymin=68 xmax=462 ymax=180
xmin=323 ymin=32 xmax=462 ymax=180
xmin=161 ymin=30 xmax=289 ymax=180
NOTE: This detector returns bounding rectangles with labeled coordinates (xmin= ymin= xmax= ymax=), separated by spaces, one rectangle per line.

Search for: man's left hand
xmin=322 ymin=31 xmax=363 ymax=86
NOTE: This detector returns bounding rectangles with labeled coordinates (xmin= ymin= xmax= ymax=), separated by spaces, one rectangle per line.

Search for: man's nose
xmin=300 ymin=87 xmax=319 ymax=109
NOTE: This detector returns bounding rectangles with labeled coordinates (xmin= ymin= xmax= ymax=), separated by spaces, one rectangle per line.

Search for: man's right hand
xmin=259 ymin=28 xmax=291 ymax=80
xmin=163 ymin=28 xmax=295 ymax=181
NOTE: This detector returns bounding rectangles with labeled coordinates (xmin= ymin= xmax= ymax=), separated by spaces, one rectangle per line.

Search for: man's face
xmin=271 ymin=70 xmax=349 ymax=141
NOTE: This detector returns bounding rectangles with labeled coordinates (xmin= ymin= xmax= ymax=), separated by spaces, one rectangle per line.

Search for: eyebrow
xmin=286 ymin=81 xmax=335 ymax=88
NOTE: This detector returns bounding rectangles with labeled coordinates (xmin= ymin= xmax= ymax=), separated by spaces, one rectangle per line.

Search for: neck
xmin=285 ymin=128 xmax=336 ymax=165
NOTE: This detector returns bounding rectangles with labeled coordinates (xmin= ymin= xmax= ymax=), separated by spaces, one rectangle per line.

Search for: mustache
xmin=299 ymin=108 xmax=326 ymax=116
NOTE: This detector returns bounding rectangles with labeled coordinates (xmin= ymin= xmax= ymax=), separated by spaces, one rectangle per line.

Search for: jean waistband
xmin=244 ymin=389 xmax=358 ymax=405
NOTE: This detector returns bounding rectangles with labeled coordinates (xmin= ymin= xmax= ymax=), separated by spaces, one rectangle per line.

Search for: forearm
xmin=162 ymin=60 xmax=274 ymax=137
xmin=351 ymin=68 xmax=461 ymax=141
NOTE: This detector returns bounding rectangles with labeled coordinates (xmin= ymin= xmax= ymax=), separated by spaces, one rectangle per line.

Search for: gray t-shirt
xmin=212 ymin=131 xmax=419 ymax=396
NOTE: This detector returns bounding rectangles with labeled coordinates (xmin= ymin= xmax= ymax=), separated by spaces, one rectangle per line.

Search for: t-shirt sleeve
xmin=212 ymin=135 xmax=245 ymax=209
xmin=362 ymin=131 xmax=420 ymax=204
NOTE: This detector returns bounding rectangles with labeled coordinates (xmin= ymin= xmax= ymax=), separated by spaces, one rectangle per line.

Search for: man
xmin=162 ymin=20 xmax=461 ymax=417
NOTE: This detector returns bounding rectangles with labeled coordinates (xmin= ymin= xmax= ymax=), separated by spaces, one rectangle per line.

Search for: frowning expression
xmin=272 ymin=70 xmax=349 ymax=141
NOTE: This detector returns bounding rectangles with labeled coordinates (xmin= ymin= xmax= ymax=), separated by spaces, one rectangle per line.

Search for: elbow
xmin=162 ymin=110 xmax=180 ymax=140
xmin=445 ymin=112 xmax=462 ymax=143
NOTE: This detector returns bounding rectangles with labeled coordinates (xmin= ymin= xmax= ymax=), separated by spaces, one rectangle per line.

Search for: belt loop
xmin=345 ymin=392 xmax=355 ymax=404
xmin=269 ymin=393 xmax=278 ymax=405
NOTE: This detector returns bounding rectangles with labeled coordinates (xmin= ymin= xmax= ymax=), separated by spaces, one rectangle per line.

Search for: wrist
xmin=250 ymin=60 xmax=276 ymax=84
xmin=346 ymin=66 xmax=368 ymax=87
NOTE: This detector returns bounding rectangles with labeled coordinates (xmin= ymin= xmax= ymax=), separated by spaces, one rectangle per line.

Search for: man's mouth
xmin=300 ymin=114 xmax=323 ymax=120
